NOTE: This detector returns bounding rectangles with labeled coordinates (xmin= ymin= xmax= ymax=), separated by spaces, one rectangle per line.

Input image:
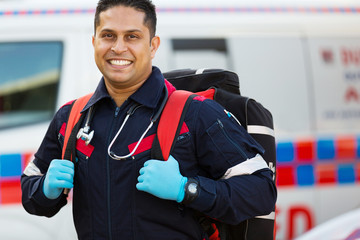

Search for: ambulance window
xmin=171 ymin=38 xmax=230 ymax=70
xmin=0 ymin=42 xmax=62 ymax=129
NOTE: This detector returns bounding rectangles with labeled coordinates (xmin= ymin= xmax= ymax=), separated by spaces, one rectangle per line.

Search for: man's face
xmin=92 ymin=6 xmax=159 ymax=89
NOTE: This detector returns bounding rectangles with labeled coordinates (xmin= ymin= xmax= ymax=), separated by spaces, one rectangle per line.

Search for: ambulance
xmin=0 ymin=0 xmax=360 ymax=239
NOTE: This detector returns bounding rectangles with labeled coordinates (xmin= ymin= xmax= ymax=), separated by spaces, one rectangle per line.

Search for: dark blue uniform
xmin=21 ymin=67 xmax=277 ymax=240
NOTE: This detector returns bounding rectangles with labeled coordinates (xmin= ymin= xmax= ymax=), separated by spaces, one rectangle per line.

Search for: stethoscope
xmin=77 ymin=86 xmax=168 ymax=160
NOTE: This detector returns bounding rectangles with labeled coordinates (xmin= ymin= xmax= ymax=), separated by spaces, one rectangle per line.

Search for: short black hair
xmin=94 ymin=0 xmax=157 ymax=38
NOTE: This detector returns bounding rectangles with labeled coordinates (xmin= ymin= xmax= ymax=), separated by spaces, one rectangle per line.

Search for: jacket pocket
xmin=206 ymin=119 xmax=248 ymax=164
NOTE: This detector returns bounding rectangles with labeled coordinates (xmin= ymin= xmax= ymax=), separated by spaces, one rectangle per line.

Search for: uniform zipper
xmin=106 ymin=106 xmax=121 ymax=240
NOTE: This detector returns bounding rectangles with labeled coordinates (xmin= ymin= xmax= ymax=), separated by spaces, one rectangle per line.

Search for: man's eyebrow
xmin=99 ymin=29 xmax=143 ymax=34
xmin=99 ymin=28 xmax=116 ymax=34
xmin=126 ymin=29 xmax=143 ymax=34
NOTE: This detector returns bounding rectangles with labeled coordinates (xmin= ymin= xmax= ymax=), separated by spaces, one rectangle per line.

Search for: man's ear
xmin=150 ymin=36 xmax=160 ymax=59
xmin=92 ymin=35 xmax=95 ymax=47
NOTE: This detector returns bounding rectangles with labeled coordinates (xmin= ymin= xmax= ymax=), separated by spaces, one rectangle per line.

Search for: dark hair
xmin=94 ymin=0 xmax=157 ymax=38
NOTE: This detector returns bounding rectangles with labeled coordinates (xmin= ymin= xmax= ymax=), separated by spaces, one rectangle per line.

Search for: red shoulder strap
xmin=157 ymin=90 xmax=193 ymax=160
xmin=156 ymin=88 xmax=216 ymax=160
xmin=61 ymin=93 xmax=93 ymax=160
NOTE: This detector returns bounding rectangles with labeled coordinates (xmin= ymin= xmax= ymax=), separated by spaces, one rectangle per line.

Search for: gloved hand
xmin=136 ymin=155 xmax=187 ymax=202
xmin=43 ymin=159 xmax=74 ymax=199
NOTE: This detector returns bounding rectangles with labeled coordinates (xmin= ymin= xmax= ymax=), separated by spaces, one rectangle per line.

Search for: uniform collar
xmin=82 ymin=66 xmax=165 ymax=112
xmin=129 ymin=66 xmax=165 ymax=109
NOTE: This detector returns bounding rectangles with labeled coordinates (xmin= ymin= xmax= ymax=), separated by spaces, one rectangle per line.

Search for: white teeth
xmin=110 ymin=60 xmax=132 ymax=66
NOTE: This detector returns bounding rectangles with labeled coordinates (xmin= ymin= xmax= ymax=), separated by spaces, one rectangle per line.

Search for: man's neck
xmin=105 ymin=79 xmax=146 ymax=107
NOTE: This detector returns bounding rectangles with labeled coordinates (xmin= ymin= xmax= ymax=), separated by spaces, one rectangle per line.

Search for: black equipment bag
xmin=162 ymin=68 xmax=277 ymax=240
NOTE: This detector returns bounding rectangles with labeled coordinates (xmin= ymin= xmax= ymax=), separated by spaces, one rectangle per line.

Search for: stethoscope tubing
xmin=107 ymin=86 xmax=168 ymax=160
xmin=107 ymin=115 xmax=154 ymax=160
xmin=78 ymin=86 xmax=168 ymax=160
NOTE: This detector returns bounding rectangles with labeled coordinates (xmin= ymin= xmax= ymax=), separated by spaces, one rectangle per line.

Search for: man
xmin=21 ymin=0 xmax=277 ymax=239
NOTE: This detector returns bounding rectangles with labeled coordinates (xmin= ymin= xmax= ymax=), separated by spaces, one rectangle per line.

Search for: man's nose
xmin=111 ymin=39 xmax=127 ymax=53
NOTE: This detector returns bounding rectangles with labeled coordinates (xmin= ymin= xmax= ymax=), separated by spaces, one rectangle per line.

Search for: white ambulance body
xmin=0 ymin=0 xmax=360 ymax=239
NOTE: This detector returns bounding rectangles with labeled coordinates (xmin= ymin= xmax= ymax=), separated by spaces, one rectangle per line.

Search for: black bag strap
xmin=62 ymin=93 xmax=93 ymax=161
xmin=63 ymin=113 xmax=86 ymax=161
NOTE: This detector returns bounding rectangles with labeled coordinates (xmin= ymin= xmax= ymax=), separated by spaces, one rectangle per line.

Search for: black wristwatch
xmin=181 ymin=178 xmax=199 ymax=205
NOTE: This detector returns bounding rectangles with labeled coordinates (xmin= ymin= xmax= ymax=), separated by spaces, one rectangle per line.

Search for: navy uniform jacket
xmin=21 ymin=67 xmax=277 ymax=240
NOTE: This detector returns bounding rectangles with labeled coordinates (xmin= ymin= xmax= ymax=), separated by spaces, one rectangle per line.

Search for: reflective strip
xmin=2 ymin=8 xmax=360 ymax=17
xmin=247 ymin=125 xmax=275 ymax=137
xmin=23 ymin=160 xmax=43 ymax=177
xmin=255 ymin=211 xmax=276 ymax=220
xmin=221 ymin=154 xmax=269 ymax=179
xmin=157 ymin=7 xmax=360 ymax=14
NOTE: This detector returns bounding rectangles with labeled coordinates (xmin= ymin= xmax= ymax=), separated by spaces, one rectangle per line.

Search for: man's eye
xmin=103 ymin=33 xmax=113 ymax=38
xmin=128 ymin=34 xmax=138 ymax=39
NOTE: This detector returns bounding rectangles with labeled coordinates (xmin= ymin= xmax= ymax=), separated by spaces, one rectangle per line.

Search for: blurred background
xmin=0 ymin=0 xmax=360 ymax=239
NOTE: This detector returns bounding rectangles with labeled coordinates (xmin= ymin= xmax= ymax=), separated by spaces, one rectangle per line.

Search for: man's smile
xmin=109 ymin=59 xmax=133 ymax=66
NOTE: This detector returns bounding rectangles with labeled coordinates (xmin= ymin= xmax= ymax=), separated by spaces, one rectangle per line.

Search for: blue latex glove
xmin=136 ymin=155 xmax=187 ymax=202
xmin=43 ymin=159 xmax=74 ymax=199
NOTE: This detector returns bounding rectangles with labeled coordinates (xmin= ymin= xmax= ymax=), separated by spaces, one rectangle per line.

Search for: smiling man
xmin=92 ymin=4 xmax=159 ymax=106
xmin=21 ymin=0 xmax=277 ymax=239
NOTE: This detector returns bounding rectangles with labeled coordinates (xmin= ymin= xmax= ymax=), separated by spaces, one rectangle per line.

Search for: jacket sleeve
xmin=21 ymin=104 xmax=71 ymax=217
xmin=185 ymin=99 xmax=277 ymax=225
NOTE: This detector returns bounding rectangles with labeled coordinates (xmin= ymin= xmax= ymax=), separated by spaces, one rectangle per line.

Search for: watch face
xmin=188 ymin=182 xmax=198 ymax=194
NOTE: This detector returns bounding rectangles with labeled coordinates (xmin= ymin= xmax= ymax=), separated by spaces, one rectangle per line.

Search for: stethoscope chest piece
xmin=77 ymin=125 xmax=94 ymax=145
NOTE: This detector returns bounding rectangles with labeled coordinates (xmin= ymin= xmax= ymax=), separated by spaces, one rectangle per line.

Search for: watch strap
xmin=181 ymin=177 xmax=199 ymax=205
